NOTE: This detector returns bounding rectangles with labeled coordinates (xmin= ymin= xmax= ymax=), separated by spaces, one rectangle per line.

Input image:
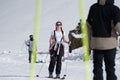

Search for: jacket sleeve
xmin=87 ymin=21 xmax=92 ymax=51
xmin=25 ymin=40 xmax=30 ymax=46
xmin=113 ymin=6 xmax=120 ymax=34
xmin=115 ymin=22 xmax=120 ymax=35
xmin=87 ymin=5 xmax=94 ymax=50
xmin=87 ymin=5 xmax=94 ymax=26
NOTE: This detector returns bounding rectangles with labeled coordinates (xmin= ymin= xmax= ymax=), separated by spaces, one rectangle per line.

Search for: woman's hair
xmin=55 ymin=21 xmax=63 ymax=32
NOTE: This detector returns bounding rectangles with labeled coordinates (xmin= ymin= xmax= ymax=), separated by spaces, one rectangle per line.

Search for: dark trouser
xmin=49 ymin=44 xmax=64 ymax=74
xmin=93 ymin=48 xmax=117 ymax=80
xmin=49 ymin=55 xmax=62 ymax=74
xmin=29 ymin=51 xmax=32 ymax=63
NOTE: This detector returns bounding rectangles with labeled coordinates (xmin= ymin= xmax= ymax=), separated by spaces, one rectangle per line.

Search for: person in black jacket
xmin=87 ymin=0 xmax=120 ymax=80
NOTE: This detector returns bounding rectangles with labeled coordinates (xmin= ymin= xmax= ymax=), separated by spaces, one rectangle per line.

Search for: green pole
xmin=79 ymin=0 xmax=91 ymax=80
xmin=29 ymin=0 xmax=41 ymax=80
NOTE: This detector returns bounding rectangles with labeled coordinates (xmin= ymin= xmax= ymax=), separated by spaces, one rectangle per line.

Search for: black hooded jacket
xmin=87 ymin=0 xmax=120 ymax=37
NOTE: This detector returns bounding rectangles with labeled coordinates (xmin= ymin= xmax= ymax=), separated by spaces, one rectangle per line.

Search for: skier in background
xmin=87 ymin=0 xmax=120 ymax=80
xmin=25 ymin=35 xmax=34 ymax=63
xmin=48 ymin=21 xmax=70 ymax=78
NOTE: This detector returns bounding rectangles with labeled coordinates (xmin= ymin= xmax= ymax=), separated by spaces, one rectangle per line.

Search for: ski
xmin=46 ymin=77 xmax=65 ymax=80
xmin=36 ymin=60 xmax=46 ymax=63
xmin=44 ymin=77 xmax=59 ymax=80
xmin=44 ymin=75 xmax=66 ymax=80
xmin=60 ymin=75 xmax=66 ymax=80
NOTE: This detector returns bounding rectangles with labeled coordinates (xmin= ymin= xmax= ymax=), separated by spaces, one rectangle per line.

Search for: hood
xmin=97 ymin=0 xmax=114 ymax=5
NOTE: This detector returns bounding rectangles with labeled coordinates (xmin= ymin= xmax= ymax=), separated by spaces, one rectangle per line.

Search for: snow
xmin=0 ymin=0 xmax=120 ymax=80
xmin=0 ymin=48 xmax=120 ymax=80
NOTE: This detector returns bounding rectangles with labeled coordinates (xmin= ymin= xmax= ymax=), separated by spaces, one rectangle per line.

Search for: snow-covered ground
xmin=0 ymin=0 xmax=120 ymax=80
xmin=0 ymin=48 xmax=120 ymax=80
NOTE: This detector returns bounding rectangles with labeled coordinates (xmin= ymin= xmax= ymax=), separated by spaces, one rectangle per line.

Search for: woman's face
xmin=56 ymin=22 xmax=62 ymax=30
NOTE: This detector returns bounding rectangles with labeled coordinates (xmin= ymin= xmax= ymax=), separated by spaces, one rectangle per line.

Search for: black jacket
xmin=87 ymin=0 xmax=120 ymax=37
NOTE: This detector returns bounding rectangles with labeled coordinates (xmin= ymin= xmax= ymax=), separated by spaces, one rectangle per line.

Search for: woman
xmin=48 ymin=21 xmax=70 ymax=78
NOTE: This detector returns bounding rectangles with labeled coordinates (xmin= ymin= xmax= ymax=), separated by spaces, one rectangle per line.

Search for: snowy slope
xmin=0 ymin=0 xmax=36 ymax=53
xmin=0 ymin=0 xmax=119 ymax=53
xmin=0 ymin=0 xmax=97 ymax=53
xmin=0 ymin=49 xmax=120 ymax=80
xmin=0 ymin=0 xmax=120 ymax=80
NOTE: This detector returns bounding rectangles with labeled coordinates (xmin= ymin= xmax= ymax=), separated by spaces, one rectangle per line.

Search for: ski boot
xmin=55 ymin=74 xmax=60 ymax=79
xmin=48 ymin=72 xmax=53 ymax=78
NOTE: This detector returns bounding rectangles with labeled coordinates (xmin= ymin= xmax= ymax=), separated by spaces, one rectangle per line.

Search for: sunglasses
xmin=56 ymin=23 xmax=62 ymax=26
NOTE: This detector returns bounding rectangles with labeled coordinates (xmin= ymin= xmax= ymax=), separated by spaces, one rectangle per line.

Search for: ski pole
xmin=61 ymin=59 xmax=68 ymax=79
xmin=61 ymin=45 xmax=70 ymax=79
xmin=36 ymin=53 xmax=49 ymax=77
